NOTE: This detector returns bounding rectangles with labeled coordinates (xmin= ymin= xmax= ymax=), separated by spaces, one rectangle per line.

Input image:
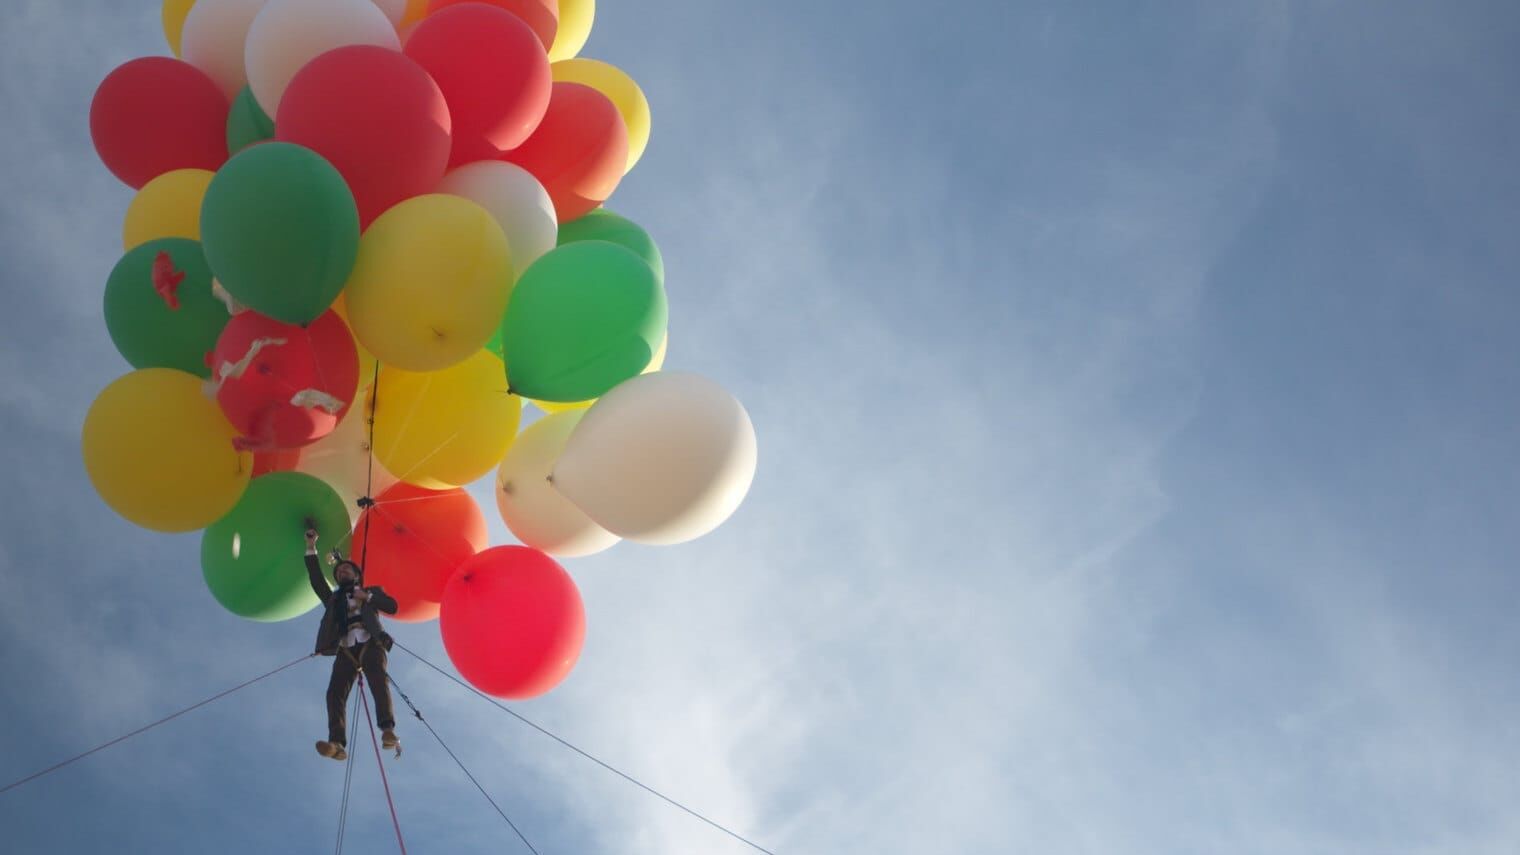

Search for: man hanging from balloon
xmin=305 ymin=526 xmax=400 ymax=761
xmin=82 ymin=0 xmax=761 ymax=748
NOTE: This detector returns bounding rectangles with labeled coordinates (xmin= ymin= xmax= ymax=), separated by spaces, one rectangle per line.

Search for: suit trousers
xmin=326 ymin=640 xmax=395 ymax=744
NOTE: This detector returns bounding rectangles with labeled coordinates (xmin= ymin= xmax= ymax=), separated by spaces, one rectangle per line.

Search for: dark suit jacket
xmin=305 ymin=554 xmax=398 ymax=657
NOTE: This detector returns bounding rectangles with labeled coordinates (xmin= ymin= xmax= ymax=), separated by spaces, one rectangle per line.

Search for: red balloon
xmin=90 ymin=57 xmax=229 ymax=189
xmin=440 ymin=546 xmax=585 ymax=699
xmin=426 ymin=0 xmax=558 ymax=51
xmin=405 ymin=4 xmax=551 ymax=164
xmin=501 ymin=83 xmax=627 ymax=222
xmin=353 ymin=483 xmax=488 ymax=623
xmin=276 ymin=46 xmax=452 ymax=227
xmin=212 ymin=310 xmax=359 ymax=452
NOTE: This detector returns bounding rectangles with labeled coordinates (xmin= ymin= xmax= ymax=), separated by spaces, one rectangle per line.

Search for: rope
xmin=393 ymin=642 xmax=779 ymax=855
xmin=334 ymin=688 xmax=362 ymax=855
xmin=388 ymin=674 xmax=540 ymax=854
xmin=360 ymin=674 xmax=407 ymax=855
xmin=359 ymin=361 xmax=381 ymax=567
xmin=0 ymin=654 xmax=314 ymax=797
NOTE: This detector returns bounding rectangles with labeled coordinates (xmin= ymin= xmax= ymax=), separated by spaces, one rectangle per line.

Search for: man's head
xmin=334 ymin=560 xmax=362 ymax=585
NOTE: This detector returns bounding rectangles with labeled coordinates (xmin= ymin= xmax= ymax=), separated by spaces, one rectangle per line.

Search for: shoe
xmin=315 ymin=740 xmax=348 ymax=761
xmin=382 ymin=730 xmax=399 ymax=751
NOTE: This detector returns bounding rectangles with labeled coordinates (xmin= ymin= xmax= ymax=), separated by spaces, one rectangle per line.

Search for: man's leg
xmin=362 ymin=643 xmax=398 ymax=747
xmin=326 ymin=650 xmax=359 ymax=746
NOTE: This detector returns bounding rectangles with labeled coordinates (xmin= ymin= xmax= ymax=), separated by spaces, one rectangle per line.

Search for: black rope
xmin=0 ymin=654 xmax=314 ymax=797
xmin=334 ymin=688 xmax=362 ymax=855
xmin=387 ymin=674 xmax=540 ymax=855
xmin=359 ymin=361 xmax=381 ymax=567
xmin=393 ymin=642 xmax=779 ymax=855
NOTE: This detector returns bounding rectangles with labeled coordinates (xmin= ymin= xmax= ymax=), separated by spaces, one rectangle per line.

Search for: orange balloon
xmin=426 ymin=0 xmax=557 ymax=50
xmin=353 ymin=482 xmax=488 ymax=622
xmin=501 ymin=82 xmax=627 ymax=222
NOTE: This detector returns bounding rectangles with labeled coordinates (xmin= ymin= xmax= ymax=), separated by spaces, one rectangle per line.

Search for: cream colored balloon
xmin=496 ymin=411 xmax=618 ymax=557
xmin=369 ymin=0 xmax=405 ymax=26
xmin=182 ymin=0 xmax=268 ymax=100
xmin=244 ymin=0 xmax=399 ymax=115
xmin=295 ymin=385 xmax=398 ymax=524
xmin=437 ymin=162 xmax=557 ymax=279
xmin=552 ymin=372 xmax=756 ymax=545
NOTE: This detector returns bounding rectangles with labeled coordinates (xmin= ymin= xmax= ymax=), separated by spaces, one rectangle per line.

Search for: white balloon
xmin=244 ymin=0 xmax=400 ymax=115
xmin=182 ymin=0 xmax=268 ymax=100
xmin=297 ymin=392 xmax=398 ymax=525
xmin=437 ymin=162 xmax=558 ymax=278
xmin=496 ymin=411 xmax=619 ymax=557
xmin=552 ymin=372 xmax=757 ymax=545
xmin=369 ymin=0 xmax=406 ymax=27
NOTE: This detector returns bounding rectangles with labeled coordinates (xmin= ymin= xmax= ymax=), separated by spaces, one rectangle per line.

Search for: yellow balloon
xmin=372 ymin=352 xmax=521 ymax=489
xmin=82 ymin=368 xmax=251 ymax=532
xmin=533 ymin=332 xmax=667 ymax=414
xmin=551 ymin=58 xmax=650 ymax=173
xmin=122 ymin=168 xmax=214 ymax=250
xmin=163 ymin=0 xmax=197 ymax=57
xmin=345 ymin=194 xmax=514 ymax=373
xmin=548 ymin=0 xmax=594 ymax=62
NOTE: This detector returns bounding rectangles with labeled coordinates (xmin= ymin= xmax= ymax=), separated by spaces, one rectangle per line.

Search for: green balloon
xmin=199 ymin=142 xmax=359 ymax=325
xmin=503 ymin=241 xmax=667 ymax=402
xmin=201 ymin=472 xmax=352 ymax=622
xmin=557 ymin=209 xmax=665 ymax=282
xmin=226 ymin=85 xmax=275 ymax=154
xmin=103 ymin=238 xmax=229 ymax=379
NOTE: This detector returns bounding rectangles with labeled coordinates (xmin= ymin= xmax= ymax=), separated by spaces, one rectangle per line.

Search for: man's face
xmin=335 ymin=563 xmax=358 ymax=584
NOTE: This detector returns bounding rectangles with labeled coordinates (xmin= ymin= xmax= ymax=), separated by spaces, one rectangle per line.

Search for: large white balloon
xmin=552 ymin=372 xmax=757 ymax=545
xmin=244 ymin=0 xmax=400 ymax=115
xmin=496 ymin=411 xmax=619 ymax=557
xmin=437 ymin=162 xmax=558 ymax=279
xmin=369 ymin=0 xmax=406 ymax=27
xmin=182 ymin=0 xmax=268 ymax=100
xmin=296 ymin=389 xmax=398 ymax=525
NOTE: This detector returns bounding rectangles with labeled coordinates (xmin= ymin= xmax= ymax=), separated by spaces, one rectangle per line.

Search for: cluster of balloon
xmin=83 ymin=0 xmax=757 ymax=701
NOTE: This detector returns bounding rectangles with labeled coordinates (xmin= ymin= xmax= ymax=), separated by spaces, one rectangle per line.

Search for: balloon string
xmin=0 ymin=654 xmax=315 ymax=797
xmin=375 ymin=372 xmax=431 ymax=485
xmin=360 ymin=361 xmax=380 ymax=567
xmin=359 ymin=675 xmax=407 ymax=855
xmin=392 ymin=642 xmax=781 ymax=855
xmin=385 ymin=673 xmax=540 ymax=854
xmin=334 ymin=684 xmax=362 ymax=855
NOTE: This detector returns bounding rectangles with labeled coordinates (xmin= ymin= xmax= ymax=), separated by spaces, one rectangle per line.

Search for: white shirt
xmin=310 ymin=546 xmax=370 ymax=648
xmin=341 ymin=588 xmax=371 ymax=648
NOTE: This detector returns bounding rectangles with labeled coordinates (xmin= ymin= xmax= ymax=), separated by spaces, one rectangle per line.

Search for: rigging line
xmin=370 ymin=492 xmax=470 ymax=507
xmin=335 ymin=688 xmax=362 ymax=855
xmin=375 ymin=370 xmax=429 ymax=483
xmin=360 ymin=360 xmax=380 ymax=566
xmin=387 ymin=674 xmax=540 ymax=855
xmin=360 ymin=675 xmax=408 ymax=855
xmin=385 ymin=419 xmax=470 ymax=488
xmin=0 ymin=654 xmax=314 ymax=798
xmin=393 ymin=642 xmax=780 ymax=855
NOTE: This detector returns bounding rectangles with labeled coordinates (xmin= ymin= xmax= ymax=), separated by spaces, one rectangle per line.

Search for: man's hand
xmin=305 ymin=528 xmax=319 ymax=547
xmin=353 ymin=588 xmax=370 ymax=603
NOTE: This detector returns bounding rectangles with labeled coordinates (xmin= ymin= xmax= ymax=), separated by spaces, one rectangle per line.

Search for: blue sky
xmin=4 ymin=1 xmax=1520 ymax=853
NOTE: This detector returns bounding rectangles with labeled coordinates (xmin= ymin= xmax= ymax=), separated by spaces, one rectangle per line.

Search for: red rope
xmin=358 ymin=674 xmax=407 ymax=855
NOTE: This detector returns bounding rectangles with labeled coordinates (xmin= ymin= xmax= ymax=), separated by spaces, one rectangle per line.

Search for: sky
xmin=3 ymin=0 xmax=1520 ymax=853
